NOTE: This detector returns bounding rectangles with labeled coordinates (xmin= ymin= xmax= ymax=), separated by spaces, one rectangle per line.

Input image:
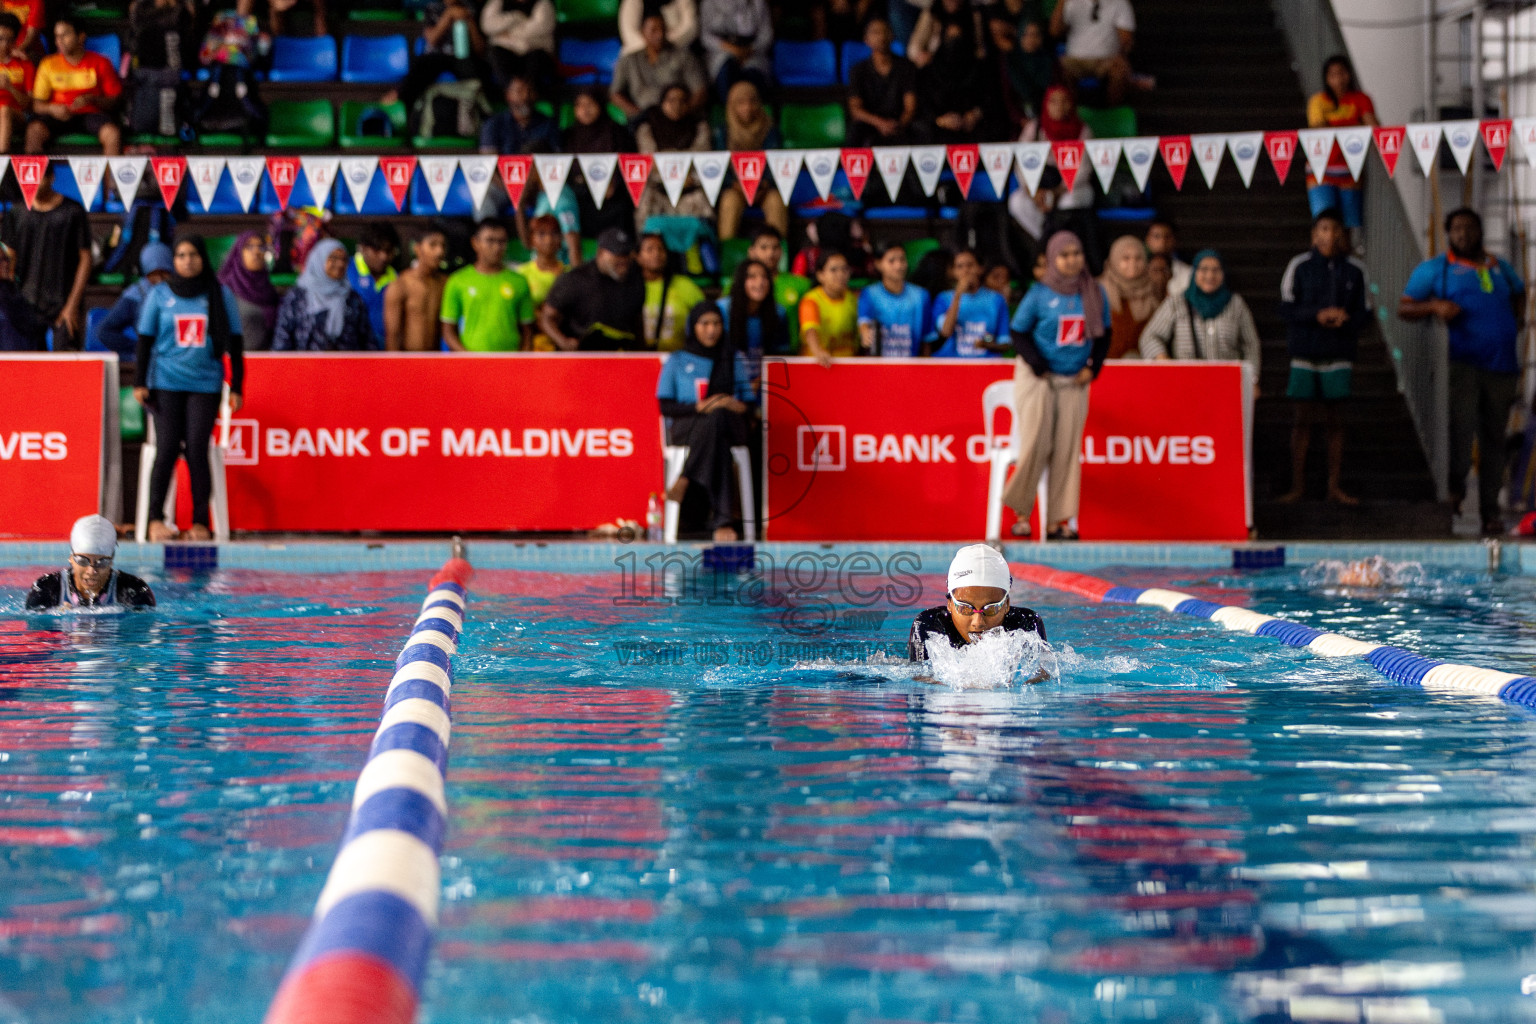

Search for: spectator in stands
xmin=440 ymin=219 xmax=533 ymax=352
xmin=1146 ymin=251 xmax=1171 ymax=296
xmin=514 ymin=143 xmax=586 ymax=268
xmin=198 ymin=0 xmax=267 ymax=69
xmin=3 ymin=0 xmax=39 ymax=54
xmin=269 ymin=0 xmax=328 ymax=37
xmin=127 ymin=0 xmax=194 ymax=140
xmin=846 ymin=17 xmax=917 ymax=147
xmin=1003 ymin=229 xmax=1109 ymax=539
xmin=389 ymin=0 xmax=493 ymax=117
xmin=800 ymin=251 xmax=858 ymax=366
xmin=791 ymin=213 xmax=871 ymax=279
xmin=516 ymin=214 xmax=567 ymax=349
xmin=612 ymin=9 xmax=708 ymax=121
xmin=911 ymin=0 xmax=987 ymax=144
xmin=0 ymin=13 xmax=35 ymax=154
xmin=634 ymin=83 xmax=716 ymax=228
xmin=1 ymin=161 xmax=89 ymax=349
xmin=1401 ymin=207 xmax=1524 ymax=534
xmin=27 ymin=17 xmax=123 ymax=156
xmin=700 ymin=0 xmax=774 ymax=103
xmin=1306 ymin=55 xmax=1377 ymax=240
xmin=745 ymin=222 xmax=784 ymax=273
xmin=985 ymin=262 xmax=1019 ymax=310
xmin=911 ymin=246 xmax=954 ymax=298
xmin=479 ymin=75 xmax=559 ymax=156
xmin=621 ymin=0 xmax=698 ymax=54
xmin=1004 ymin=19 xmax=1054 ymax=120
xmin=1050 ymin=0 xmax=1141 ymax=106
xmin=564 ymin=85 xmax=634 ymax=154
xmin=1145 ymin=216 xmax=1189 ymax=296
xmin=217 ymin=231 xmax=279 ymax=352
xmin=542 ymin=227 xmax=647 ymax=350
xmin=639 ymin=233 xmax=706 ymax=351
xmin=273 ymin=239 xmax=375 ymax=352
xmin=385 ymin=226 xmax=448 ymax=352
xmin=718 ymin=257 xmax=787 ymax=400
xmin=929 ymin=248 xmax=1011 ymax=358
xmin=0 ymin=241 xmax=46 ymax=350
xmin=1007 ymin=85 xmax=1094 ymax=250
xmin=715 ymin=81 xmax=788 ymax=240
xmin=1098 ymin=236 xmax=1157 ymax=358
xmin=659 ymin=301 xmax=750 ymax=540
xmin=98 ymin=242 xmax=173 ymax=362
xmin=858 ymin=243 xmax=929 ymax=358
xmin=347 ymin=223 xmax=400 ymax=347
xmin=1140 ymin=250 xmax=1261 ymax=377
xmin=134 ymin=232 xmax=244 ymax=543
xmin=812 ymin=0 xmax=875 ymax=42
xmin=480 ymin=0 xmax=557 ymax=95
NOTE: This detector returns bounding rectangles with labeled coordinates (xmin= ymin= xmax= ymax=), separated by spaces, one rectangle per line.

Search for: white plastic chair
xmin=982 ymin=379 xmax=1048 ymax=543
xmin=662 ymin=434 xmax=757 ymax=544
xmin=135 ymin=384 xmax=233 ymax=542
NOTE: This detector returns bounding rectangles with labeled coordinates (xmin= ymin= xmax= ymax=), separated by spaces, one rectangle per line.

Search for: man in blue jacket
xmin=1277 ymin=208 xmax=1369 ymax=506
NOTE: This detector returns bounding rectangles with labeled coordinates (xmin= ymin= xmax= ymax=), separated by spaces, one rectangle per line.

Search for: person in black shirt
xmin=25 ymin=515 xmax=155 ymax=610
xmin=907 ymin=544 xmax=1045 ymax=663
xmin=846 ymin=17 xmax=917 ymax=147
xmin=0 ymin=161 xmax=91 ymax=349
xmin=540 ymin=226 xmax=647 ymax=350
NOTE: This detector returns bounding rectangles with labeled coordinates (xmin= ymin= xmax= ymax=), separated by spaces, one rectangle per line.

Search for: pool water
xmin=2 ymin=552 xmax=1536 ymax=1023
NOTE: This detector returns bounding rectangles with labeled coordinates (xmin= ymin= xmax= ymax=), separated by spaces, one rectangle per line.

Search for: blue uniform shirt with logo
xmin=929 ymin=289 xmax=1011 ymax=358
xmin=1008 ymin=283 xmax=1109 ymax=375
xmin=857 ymin=282 xmax=929 ymax=358
xmin=1404 ymin=254 xmax=1525 ymax=373
xmin=657 ymin=349 xmax=753 ymax=407
xmin=346 ymin=252 xmax=396 ymax=346
xmin=136 ymin=283 xmax=242 ymax=393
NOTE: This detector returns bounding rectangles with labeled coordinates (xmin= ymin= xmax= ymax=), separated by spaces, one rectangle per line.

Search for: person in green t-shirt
xmin=638 ymin=232 xmax=705 ymax=352
xmin=440 ymin=219 xmax=535 ymax=352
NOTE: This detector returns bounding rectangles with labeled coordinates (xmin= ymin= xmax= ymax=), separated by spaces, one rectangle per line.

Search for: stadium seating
xmin=903 ymin=237 xmax=942 ymax=267
xmin=558 ymin=37 xmax=621 ymax=85
xmin=1078 ymin=105 xmax=1137 ymax=139
xmin=774 ymin=40 xmax=837 ymax=87
xmin=83 ymin=34 xmax=121 ymax=65
xmin=269 ymin=36 xmax=339 ymax=82
xmin=266 ymin=99 xmax=336 ymax=148
xmin=779 ymin=103 xmax=845 ymax=149
xmin=556 ymin=0 xmax=621 ymax=25
xmin=205 ymin=234 xmax=238 ymax=274
xmin=838 ymin=40 xmax=905 ymax=83
xmin=340 ymin=34 xmax=410 ymax=84
xmin=339 ymin=101 xmax=408 ymax=149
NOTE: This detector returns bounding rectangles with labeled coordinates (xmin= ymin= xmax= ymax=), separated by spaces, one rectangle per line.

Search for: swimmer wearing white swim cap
xmin=25 ymin=514 xmax=155 ymax=609
xmin=906 ymin=544 xmax=1045 ymax=663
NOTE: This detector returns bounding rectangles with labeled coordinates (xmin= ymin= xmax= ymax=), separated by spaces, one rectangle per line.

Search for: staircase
xmin=1128 ymin=0 xmax=1451 ymax=538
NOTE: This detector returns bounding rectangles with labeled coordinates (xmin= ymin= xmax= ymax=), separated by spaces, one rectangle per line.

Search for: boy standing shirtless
xmin=384 ymin=227 xmax=448 ymax=352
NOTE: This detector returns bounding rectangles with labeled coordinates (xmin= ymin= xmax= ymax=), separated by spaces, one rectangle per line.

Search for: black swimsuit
xmin=25 ymin=570 xmax=156 ymax=609
xmin=906 ymin=604 xmax=1046 ymax=662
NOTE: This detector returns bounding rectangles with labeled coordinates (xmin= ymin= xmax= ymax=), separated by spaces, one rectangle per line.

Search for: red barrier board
xmin=227 ymin=353 xmax=665 ymax=532
xmin=0 ymin=355 xmax=110 ymax=539
xmin=762 ymin=358 xmax=1249 ymax=541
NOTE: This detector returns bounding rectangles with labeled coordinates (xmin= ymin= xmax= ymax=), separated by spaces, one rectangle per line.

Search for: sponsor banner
xmin=0 ymin=355 xmax=110 ymax=539
xmin=226 ymin=354 xmax=663 ymax=532
xmin=763 ymin=359 xmax=1248 ymax=541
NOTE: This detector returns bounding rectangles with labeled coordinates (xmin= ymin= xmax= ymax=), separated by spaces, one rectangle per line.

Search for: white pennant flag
xmin=1083 ymin=139 xmax=1122 ymax=193
xmin=1515 ymin=117 xmax=1536 ymax=169
xmin=1226 ymin=132 xmax=1264 ymax=187
xmin=1013 ymin=142 xmax=1051 ymax=195
xmin=300 ymin=156 xmax=339 ymax=208
xmin=1120 ymin=137 xmax=1159 ymax=192
xmin=871 ymin=146 xmax=910 ymax=200
xmin=109 ymin=155 xmax=148 ymax=204
xmin=1297 ymin=128 xmax=1336 ymax=182
xmin=338 ymin=156 xmax=378 ymax=211
xmin=978 ymin=143 xmax=1014 ymax=198
xmin=1190 ymin=134 xmax=1226 ymax=188
xmin=226 ymin=157 xmax=266 ymax=211
xmin=575 ymin=153 xmax=618 ymax=209
xmin=691 ymin=151 xmax=730 ymax=206
xmin=535 ymin=153 xmax=573 ymax=207
xmin=1334 ymin=126 xmax=1373 ymax=181
xmin=67 ymin=155 xmax=108 ymax=211
xmin=458 ymin=155 xmax=497 ymax=209
xmin=184 ymin=157 xmax=225 ymax=211
xmin=910 ymin=145 xmax=946 ymax=196
xmin=1406 ymin=123 xmax=1443 ymax=177
xmin=803 ymin=148 xmax=840 ymax=200
xmin=769 ymin=148 xmax=804 ymax=205
xmin=418 ymin=156 xmax=456 ymax=211
xmin=1442 ymin=119 xmax=1480 ymax=174
xmin=653 ymin=152 xmax=691 ymax=207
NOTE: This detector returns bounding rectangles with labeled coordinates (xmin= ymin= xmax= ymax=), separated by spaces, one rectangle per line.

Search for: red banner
xmin=11 ymin=155 xmax=46 ymax=208
xmin=150 ymin=156 xmax=185 ymax=209
xmin=498 ymin=155 xmax=531 ymax=207
xmin=0 ymin=355 xmax=109 ymax=539
xmin=266 ymin=155 xmax=301 ymax=208
xmin=762 ymin=359 xmax=1249 ymax=541
xmin=1373 ymin=125 xmax=1406 ymax=176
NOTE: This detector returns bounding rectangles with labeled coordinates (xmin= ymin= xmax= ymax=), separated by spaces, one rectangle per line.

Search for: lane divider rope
xmin=264 ymin=556 xmax=474 ymax=1024
xmin=1010 ymin=561 xmax=1536 ymax=711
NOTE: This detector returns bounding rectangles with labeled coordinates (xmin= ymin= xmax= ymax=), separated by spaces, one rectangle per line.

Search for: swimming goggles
xmin=70 ymin=554 xmax=113 ymax=569
xmin=949 ymin=592 xmax=1009 ymax=616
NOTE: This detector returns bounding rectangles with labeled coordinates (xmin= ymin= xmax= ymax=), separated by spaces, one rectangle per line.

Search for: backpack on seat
xmin=411 ymin=79 xmax=489 ymax=140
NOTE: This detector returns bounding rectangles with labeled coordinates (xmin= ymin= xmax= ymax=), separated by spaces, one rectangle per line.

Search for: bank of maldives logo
xmin=224 ymin=419 xmax=259 ymax=465
xmin=797 ymin=425 xmax=845 ymax=471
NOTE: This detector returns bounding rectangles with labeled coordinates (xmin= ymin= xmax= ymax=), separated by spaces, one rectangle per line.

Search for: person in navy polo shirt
xmin=1401 ymin=208 xmax=1527 ymax=535
xmin=857 ymin=243 xmax=928 ymax=357
xmin=928 ymin=249 xmax=1011 ymax=358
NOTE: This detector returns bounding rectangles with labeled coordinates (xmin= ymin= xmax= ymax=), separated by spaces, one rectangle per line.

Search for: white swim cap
xmin=70 ymin=514 xmax=117 ymax=557
xmin=947 ymin=544 xmax=1010 ymax=594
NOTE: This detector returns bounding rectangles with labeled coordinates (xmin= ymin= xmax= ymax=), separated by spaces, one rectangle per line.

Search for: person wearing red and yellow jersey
xmin=26 ymin=15 xmax=122 ymax=156
xmin=0 ymin=13 xmax=35 ymax=153
xmin=0 ymin=0 xmax=41 ymax=54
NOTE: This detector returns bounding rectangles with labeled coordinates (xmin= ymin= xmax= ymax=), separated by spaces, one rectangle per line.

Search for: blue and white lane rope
xmin=265 ymin=558 xmax=472 ymax=1024
xmin=1011 ymin=562 xmax=1536 ymax=711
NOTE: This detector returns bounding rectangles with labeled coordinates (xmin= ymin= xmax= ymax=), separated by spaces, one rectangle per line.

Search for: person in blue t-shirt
xmin=132 ymin=232 xmax=244 ymax=543
xmin=97 ymin=242 xmax=172 ymax=360
xmin=1402 ymin=207 xmax=1527 ymax=535
xmin=857 ymin=243 xmax=929 ymax=357
xmin=717 ymin=258 xmax=787 ymax=403
xmin=658 ymin=301 xmax=750 ymax=541
xmin=1002 ymin=230 xmax=1110 ymax=540
xmin=345 ymin=221 xmax=399 ymax=345
xmin=928 ymin=249 xmax=1012 ymax=358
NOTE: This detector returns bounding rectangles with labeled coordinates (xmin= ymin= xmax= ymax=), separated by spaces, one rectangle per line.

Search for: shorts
xmin=36 ymin=112 xmax=113 ymax=138
xmin=1287 ymin=359 xmax=1353 ymax=401
xmin=1307 ymin=182 xmax=1363 ymax=228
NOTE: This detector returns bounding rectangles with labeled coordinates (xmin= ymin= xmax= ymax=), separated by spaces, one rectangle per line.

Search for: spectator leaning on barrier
xmin=1051 ymin=0 xmax=1142 ymax=106
xmin=0 ymin=241 xmax=46 ymax=350
xmin=1401 ymin=207 xmax=1526 ymax=535
xmin=717 ymin=257 xmax=787 ymax=401
xmin=799 ymin=251 xmax=858 ymax=366
xmin=1 ymin=160 xmax=90 ymax=350
xmin=700 ymin=0 xmax=774 ymax=103
xmin=1139 ymin=249 xmax=1261 ymax=379
xmin=542 ymin=226 xmax=647 ymax=351
xmin=620 ymin=0 xmax=699 ymax=54
xmin=28 ymin=16 xmax=122 ymax=156
xmin=384 ymin=226 xmax=448 ymax=352
xmin=639 ymin=232 xmax=706 ymax=352
xmin=217 ymin=231 xmax=279 ymax=352
xmin=440 ymin=219 xmax=533 ymax=353
xmin=347 ymin=223 xmax=400 ymax=347
xmin=480 ymin=0 xmax=557 ymax=95
xmin=478 ymin=75 xmax=559 ymax=156
xmin=715 ymin=80 xmax=787 ymax=239
xmin=98 ymin=242 xmax=173 ymax=362
xmin=0 ymin=13 xmax=35 ymax=154
xmin=929 ymin=248 xmax=1011 ymax=358
xmin=846 ymin=17 xmax=917 ymax=147
xmin=611 ymin=10 xmax=708 ymax=123
xmin=273 ymin=239 xmax=376 ymax=352
xmin=1278 ymin=209 xmax=1369 ymax=507
xmin=1145 ymin=215 xmax=1189 ymax=297
xmin=1306 ymin=54 xmax=1376 ymax=238
xmin=1098 ymin=235 xmax=1157 ymax=359
xmin=858 ymin=243 xmax=929 ymax=358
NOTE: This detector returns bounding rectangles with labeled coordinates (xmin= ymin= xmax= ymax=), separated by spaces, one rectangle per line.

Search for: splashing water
xmin=1303 ymin=556 xmax=1425 ymax=588
xmin=923 ymin=627 xmax=1059 ymax=690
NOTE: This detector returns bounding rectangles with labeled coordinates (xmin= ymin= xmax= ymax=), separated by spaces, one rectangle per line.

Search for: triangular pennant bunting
xmin=841 ymin=148 xmax=873 ymax=200
xmin=338 ymin=156 xmax=378 ymax=211
xmin=1190 ymin=134 xmax=1225 ymax=188
xmin=730 ymin=151 xmax=765 ymax=205
xmin=1482 ymin=118 xmax=1513 ymax=171
xmin=946 ymin=144 xmax=979 ymax=198
xmin=1296 ymin=128 xmax=1336 ymax=182
xmin=1226 ymin=133 xmax=1263 ymax=187
xmin=67 ymin=155 xmax=107 ymax=211
xmin=1517 ymin=118 xmax=1536 ymax=169
xmin=109 ymin=155 xmax=148 ymax=204
xmin=871 ymin=146 xmax=910 ymax=200
xmin=498 ymin=154 xmax=532 ymax=207
xmin=617 ymin=153 xmax=652 ymax=205
xmin=11 ymin=155 xmax=46 ymax=209
xmin=576 ymin=153 xmax=618 ymax=209
xmin=265 ymin=155 xmax=301 ymax=209
xmin=803 ymin=148 xmax=841 ymax=200
xmin=535 ymin=154 xmax=574 ymax=207
xmin=457 ymin=155 xmax=496 ymax=209
xmin=1443 ymin=120 xmax=1480 ymax=174
xmin=1406 ymin=123 xmax=1443 ymax=177
xmin=1335 ymin=126 xmax=1372 ymax=181
xmin=691 ymin=151 xmax=729 ymax=206
xmin=769 ymin=149 xmax=805 ymax=205
xmin=300 ymin=156 xmax=340 ymax=209
xmin=379 ymin=156 xmax=416 ymax=211
xmin=226 ymin=157 xmax=265 ymax=211
xmin=654 ymin=152 xmax=691 ymax=206
xmin=910 ymin=145 xmax=946 ymax=196
xmin=1158 ymin=135 xmax=1191 ymax=190
xmin=184 ymin=156 xmax=225 ymax=211
xmin=418 ymin=156 xmax=456 ymax=211
xmin=1264 ymin=130 xmax=1297 ymax=184
xmin=1372 ymin=125 xmax=1406 ymax=176
xmin=1120 ymin=137 xmax=1158 ymax=191
xmin=1051 ymin=140 xmax=1085 ymax=192
xmin=978 ymin=143 xmax=1013 ymax=199
xmin=1083 ymin=139 xmax=1122 ymax=193
xmin=1013 ymin=142 xmax=1051 ymax=195
xmin=150 ymin=156 xmax=185 ymax=209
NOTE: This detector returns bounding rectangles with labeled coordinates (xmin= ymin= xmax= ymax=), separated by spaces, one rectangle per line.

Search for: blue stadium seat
xmin=84 ymin=308 xmax=112 ymax=353
xmin=558 ymin=37 xmax=621 ymax=85
xmin=84 ymin=34 xmax=121 ymax=66
xmin=340 ymin=34 xmax=409 ymax=84
xmin=269 ymin=35 xmax=338 ymax=82
xmin=775 ymin=40 xmax=836 ymax=87
xmin=838 ymin=40 xmax=903 ymax=83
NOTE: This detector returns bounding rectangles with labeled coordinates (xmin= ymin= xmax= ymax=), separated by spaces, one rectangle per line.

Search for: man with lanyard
xmin=1401 ymin=207 xmax=1527 ymax=536
xmin=907 ymin=545 xmax=1046 ymax=664
xmin=25 ymin=514 xmax=154 ymax=609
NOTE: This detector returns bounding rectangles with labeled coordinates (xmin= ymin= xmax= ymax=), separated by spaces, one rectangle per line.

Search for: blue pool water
xmin=2 ymin=547 xmax=1536 ymax=1023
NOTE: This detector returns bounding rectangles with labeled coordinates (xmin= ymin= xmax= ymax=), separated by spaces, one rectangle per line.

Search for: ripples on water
xmin=0 ymin=562 xmax=1535 ymax=1023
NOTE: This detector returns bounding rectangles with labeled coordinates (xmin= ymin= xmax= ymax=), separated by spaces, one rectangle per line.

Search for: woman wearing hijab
xmin=217 ymin=230 xmax=279 ymax=351
xmin=912 ymin=0 xmax=987 ymax=143
xmin=1139 ymin=250 xmax=1261 ymax=377
xmin=1098 ymin=236 xmax=1158 ymax=359
xmin=563 ymin=86 xmax=634 ymax=154
xmin=715 ymin=80 xmax=787 ymax=239
xmin=1003 ymin=230 xmax=1110 ymax=540
xmin=634 ymin=83 xmax=716 ymax=230
xmin=132 ymin=231 xmax=244 ymax=542
xmin=272 ymin=238 xmax=374 ymax=351
xmin=656 ymin=301 xmax=751 ymax=541
xmin=1007 ymin=84 xmax=1096 ymax=256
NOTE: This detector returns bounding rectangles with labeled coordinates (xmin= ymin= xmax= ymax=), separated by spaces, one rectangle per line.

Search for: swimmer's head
xmin=947 ymin=545 xmax=1011 ymax=642
xmin=68 ymin=514 xmax=116 ymax=598
xmin=1336 ymin=559 xmax=1385 ymax=588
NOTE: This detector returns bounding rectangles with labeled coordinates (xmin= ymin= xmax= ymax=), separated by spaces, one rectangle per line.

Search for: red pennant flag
xmin=1052 ymin=140 xmax=1085 ymax=192
xmin=840 ymin=148 xmax=872 ymax=200
xmin=1158 ymin=135 xmax=1191 ymax=190
xmin=1264 ymin=130 xmax=1298 ymax=184
xmin=10 ymin=155 xmax=47 ymax=209
xmin=1482 ymin=118 xmax=1513 ymax=171
xmin=150 ymin=156 xmax=185 ymax=209
xmin=1372 ymin=125 xmax=1406 ymax=177
xmin=378 ymin=156 xmax=415 ymax=211
xmin=617 ymin=153 xmax=654 ymax=205
xmin=265 ymin=155 xmax=301 ymax=209
xmin=730 ymin=151 xmax=766 ymax=206
xmin=498 ymin=155 xmax=531 ymax=207
xmin=946 ymin=143 xmax=979 ymax=199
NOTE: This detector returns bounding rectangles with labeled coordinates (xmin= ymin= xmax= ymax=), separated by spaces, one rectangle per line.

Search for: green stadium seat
xmin=266 ymin=99 xmax=335 ymax=147
xmin=57 ymin=133 xmax=101 ymax=146
xmin=205 ymin=234 xmax=238 ymax=275
xmin=75 ymin=0 xmax=126 ymax=19
xmin=557 ymin=101 xmax=630 ymax=129
xmin=272 ymin=272 xmax=297 ymax=288
xmin=556 ymin=0 xmax=620 ymax=25
xmin=780 ymin=103 xmax=845 ymax=150
xmin=1078 ymin=105 xmax=1136 ymax=139
xmin=903 ymin=237 xmax=942 ymax=267
xmin=775 ymin=272 xmax=810 ymax=349
xmin=720 ymin=237 xmax=752 ymax=279
xmin=413 ymin=134 xmax=475 ymax=151
xmin=120 ymin=386 xmax=144 ymax=442
xmin=340 ymin=100 xmax=407 ymax=149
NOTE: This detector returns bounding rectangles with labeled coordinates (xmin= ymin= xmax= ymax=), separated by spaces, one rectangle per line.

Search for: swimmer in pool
xmin=907 ymin=544 xmax=1046 ymax=663
xmin=25 ymin=515 xmax=155 ymax=610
